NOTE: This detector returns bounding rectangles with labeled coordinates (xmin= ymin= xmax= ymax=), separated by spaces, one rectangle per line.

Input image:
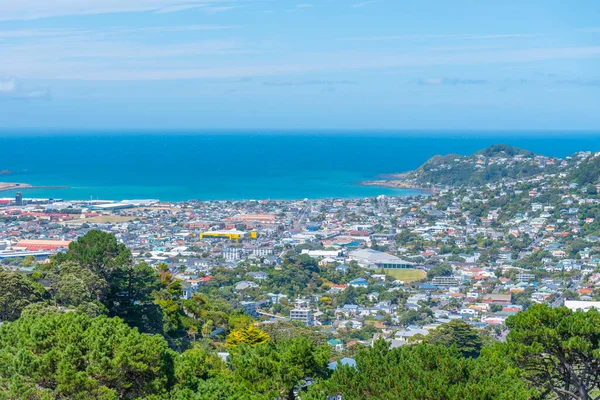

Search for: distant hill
xmin=473 ymin=144 xmax=535 ymax=158
xmin=569 ymin=153 xmax=600 ymax=186
xmin=405 ymin=145 xmax=549 ymax=186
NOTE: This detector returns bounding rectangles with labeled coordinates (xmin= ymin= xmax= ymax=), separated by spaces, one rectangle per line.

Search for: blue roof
xmin=328 ymin=358 xmax=357 ymax=371
xmin=420 ymin=284 xmax=437 ymax=290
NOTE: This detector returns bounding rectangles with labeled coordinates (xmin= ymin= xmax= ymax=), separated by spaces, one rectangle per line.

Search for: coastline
xmin=358 ymin=171 xmax=435 ymax=193
xmin=2 ymin=132 xmax=599 ymax=202
xmin=358 ymin=180 xmax=434 ymax=193
xmin=0 ymin=182 xmax=70 ymax=193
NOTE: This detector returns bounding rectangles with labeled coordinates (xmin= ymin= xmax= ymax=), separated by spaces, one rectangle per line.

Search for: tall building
xmin=240 ymin=301 xmax=258 ymax=317
xmin=431 ymin=276 xmax=460 ymax=286
xmin=15 ymin=192 xmax=23 ymax=206
xmin=290 ymin=307 xmax=313 ymax=326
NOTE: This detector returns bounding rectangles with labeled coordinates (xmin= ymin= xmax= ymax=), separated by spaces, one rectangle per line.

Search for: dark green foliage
xmin=407 ymin=145 xmax=547 ymax=186
xmin=106 ymin=261 xmax=165 ymax=334
xmin=399 ymin=307 xmax=434 ymax=327
xmin=570 ymin=155 xmax=600 ymax=186
xmin=308 ymin=339 xmax=535 ymax=400
xmin=425 ymin=319 xmax=483 ymax=358
xmin=50 ymin=231 xmax=172 ymax=337
xmin=182 ymin=294 xmax=232 ymax=335
xmin=0 ymin=271 xmax=46 ymax=321
xmin=0 ymin=310 xmax=175 ymax=399
xmin=230 ymin=338 xmax=330 ymax=400
xmin=56 ymin=230 xmax=132 ymax=278
xmin=260 ymin=321 xmax=329 ymax=346
xmin=161 ymin=378 xmax=260 ymax=400
xmin=427 ymin=262 xmax=453 ymax=280
xmin=474 ymin=144 xmax=534 ymax=158
xmin=506 ymin=304 xmax=600 ymax=400
xmin=172 ymin=345 xmax=228 ymax=392
xmin=515 ymin=249 xmax=552 ymax=270
xmin=52 ymin=261 xmax=108 ymax=306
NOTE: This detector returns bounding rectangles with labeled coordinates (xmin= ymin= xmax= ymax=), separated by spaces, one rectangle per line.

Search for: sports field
xmin=383 ymin=269 xmax=426 ymax=282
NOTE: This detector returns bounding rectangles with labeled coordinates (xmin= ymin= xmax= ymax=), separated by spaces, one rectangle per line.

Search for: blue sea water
xmin=1 ymin=131 xmax=599 ymax=201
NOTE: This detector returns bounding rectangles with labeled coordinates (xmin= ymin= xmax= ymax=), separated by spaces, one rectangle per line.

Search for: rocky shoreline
xmin=358 ymin=171 xmax=435 ymax=192
xmin=358 ymin=179 xmax=434 ymax=193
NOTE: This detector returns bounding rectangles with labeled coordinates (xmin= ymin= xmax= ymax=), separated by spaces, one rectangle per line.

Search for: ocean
xmin=1 ymin=131 xmax=599 ymax=202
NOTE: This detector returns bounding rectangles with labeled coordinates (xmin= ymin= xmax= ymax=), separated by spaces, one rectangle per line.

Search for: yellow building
xmin=199 ymin=230 xmax=257 ymax=241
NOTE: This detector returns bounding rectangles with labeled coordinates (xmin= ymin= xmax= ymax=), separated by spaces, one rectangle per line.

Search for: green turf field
xmin=382 ymin=269 xmax=426 ymax=282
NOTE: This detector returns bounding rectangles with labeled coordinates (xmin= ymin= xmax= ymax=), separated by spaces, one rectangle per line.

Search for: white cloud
xmin=416 ymin=77 xmax=489 ymax=85
xmin=3 ymin=46 xmax=598 ymax=81
xmin=342 ymin=33 xmax=539 ymax=41
xmin=156 ymin=4 xmax=244 ymax=14
xmin=0 ymin=28 xmax=93 ymax=39
xmin=422 ymin=78 xmax=443 ymax=85
xmin=3 ymin=38 xmax=246 ymax=61
xmin=0 ymin=0 xmax=240 ymax=21
xmin=202 ymin=5 xmax=244 ymax=14
xmin=352 ymin=0 xmax=382 ymax=8
xmin=578 ymin=27 xmax=600 ymax=33
xmin=0 ymin=25 xmax=236 ymax=40
xmin=154 ymin=4 xmax=214 ymax=14
xmin=0 ymin=77 xmax=50 ymax=100
xmin=0 ymin=78 xmax=17 ymax=92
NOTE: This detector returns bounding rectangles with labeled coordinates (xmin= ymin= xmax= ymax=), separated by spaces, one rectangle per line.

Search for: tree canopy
xmin=0 ymin=271 xmax=46 ymax=321
xmin=226 ymin=325 xmax=271 ymax=347
xmin=230 ymin=338 xmax=330 ymax=400
xmin=56 ymin=229 xmax=132 ymax=277
xmin=308 ymin=339 xmax=535 ymax=400
xmin=0 ymin=310 xmax=174 ymax=399
xmin=425 ymin=319 xmax=484 ymax=358
xmin=506 ymin=304 xmax=600 ymax=400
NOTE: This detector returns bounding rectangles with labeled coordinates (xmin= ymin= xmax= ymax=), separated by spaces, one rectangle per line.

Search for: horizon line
xmin=1 ymin=128 xmax=600 ymax=136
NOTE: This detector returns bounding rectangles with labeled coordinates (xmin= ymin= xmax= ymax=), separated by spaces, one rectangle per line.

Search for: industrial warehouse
xmin=349 ymin=248 xmax=415 ymax=269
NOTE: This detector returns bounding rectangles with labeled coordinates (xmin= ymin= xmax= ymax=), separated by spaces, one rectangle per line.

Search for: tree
xmin=427 ymin=263 xmax=453 ymax=280
xmin=0 ymin=271 xmax=46 ymax=321
xmin=173 ymin=345 xmax=228 ymax=392
xmin=506 ymin=304 xmax=600 ymax=400
xmin=22 ymin=255 xmax=36 ymax=267
xmin=230 ymin=338 xmax=330 ymax=400
xmin=226 ymin=325 xmax=270 ymax=347
xmin=425 ymin=319 xmax=483 ymax=358
xmin=106 ymin=262 xmax=164 ymax=334
xmin=228 ymin=314 xmax=255 ymax=331
xmin=160 ymin=377 xmax=262 ymax=400
xmin=153 ymin=263 xmax=188 ymax=339
xmin=0 ymin=310 xmax=175 ymax=399
xmin=489 ymin=303 xmax=503 ymax=313
xmin=53 ymin=261 xmax=108 ymax=306
xmin=307 ymin=339 xmax=534 ymax=400
xmin=398 ymin=307 xmax=434 ymax=327
xmin=183 ymin=294 xmax=231 ymax=334
xmin=261 ymin=321 xmax=329 ymax=346
xmin=57 ymin=230 xmax=132 ymax=278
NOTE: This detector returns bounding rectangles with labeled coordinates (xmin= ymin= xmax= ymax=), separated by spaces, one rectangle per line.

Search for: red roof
xmin=17 ymin=239 xmax=71 ymax=251
xmin=331 ymin=284 xmax=348 ymax=289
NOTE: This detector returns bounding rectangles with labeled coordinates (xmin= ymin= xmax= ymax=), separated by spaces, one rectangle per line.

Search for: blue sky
xmin=0 ymin=0 xmax=599 ymax=130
